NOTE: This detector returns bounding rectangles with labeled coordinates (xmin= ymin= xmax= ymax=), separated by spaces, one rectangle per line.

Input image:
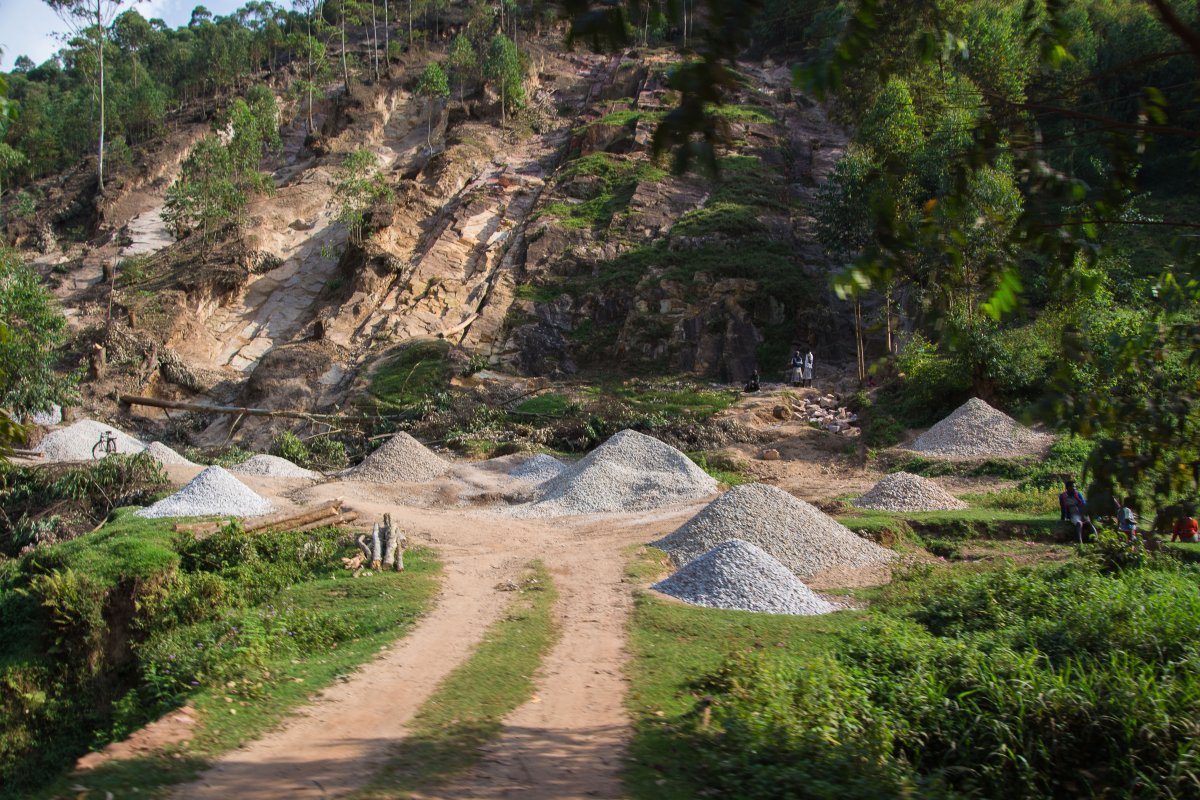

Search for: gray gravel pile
xmin=654 ymin=540 xmax=837 ymax=615
xmin=34 ymin=419 xmax=145 ymax=462
xmin=911 ymin=398 xmax=1052 ymax=459
xmin=853 ymin=471 xmax=967 ymax=512
xmin=518 ymin=429 xmax=717 ymax=517
xmin=510 ymin=454 xmax=566 ymax=483
xmin=144 ymin=441 xmax=196 ymax=466
xmin=341 ymin=431 xmax=448 ymax=483
xmin=230 ymin=454 xmax=321 ymax=479
xmin=135 ymin=465 xmax=274 ymax=518
xmin=653 ymin=482 xmax=894 ymax=577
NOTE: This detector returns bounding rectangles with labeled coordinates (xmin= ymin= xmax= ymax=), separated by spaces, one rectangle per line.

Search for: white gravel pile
xmin=230 ymin=454 xmax=321 ymax=479
xmin=34 ymin=419 xmax=145 ymax=462
xmin=510 ymin=454 xmax=566 ymax=483
xmin=518 ymin=429 xmax=717 ymax=517
xmin=654 ymin=540 xmax=837 ymax=616
xmin=135 ymin=465 xmax=274 ymax=518
xmin=144 ymin=441 xmax=196 ymax=466
xmin=911 ymin=398 xmax=1052 ymax=459
xmin=28 ymin=405 xmax=62 ymax=426
xmin=853 ymin=471 xmax=968 ymax=512
xmin=341 ymin=431 xmax=448 ymax=483
xmin=653 ymin=482 xmax=894 ymax=577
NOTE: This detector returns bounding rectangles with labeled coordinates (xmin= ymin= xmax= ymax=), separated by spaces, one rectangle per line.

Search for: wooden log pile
xmin=173 ymin=499 xmax=360 ymax=537
xmin=350 ymin=513 xmax=406 ymax=574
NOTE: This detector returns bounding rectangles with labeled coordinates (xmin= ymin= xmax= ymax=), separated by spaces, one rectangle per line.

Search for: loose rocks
xmin=853 ymin=472 xmax=968 ymax=512
xmin=510 ymin=454 xmax=566 ymax=483
xmin=230 ymin=454 xmax=321 ymax=480
xmin=144 ymin=441 xmax=197 ymax=466
xmin=340 ymin=432 xmax=448 ymax=483
xmin=653 ymin=482 xmax=894 ymax=577
xmin=654 ymin=540 xmax=836 ymax=616
xmin=911 ymin=397 xmax=1051 ymax=459
xmin=34 ymin=419 xmax=145 ymax=462
xmin=135 ymin=465 xmax=274 ymax=518
xmin=519 ymin=429 xmax=717 ymax=517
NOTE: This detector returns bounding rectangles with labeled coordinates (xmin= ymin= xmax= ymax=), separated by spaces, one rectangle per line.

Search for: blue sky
xmin=0 ymin=0 xmax=250 ymax=70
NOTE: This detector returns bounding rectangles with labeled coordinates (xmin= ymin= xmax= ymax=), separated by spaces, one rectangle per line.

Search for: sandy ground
xmin=153 ymin=461 xmax=704 ymax=800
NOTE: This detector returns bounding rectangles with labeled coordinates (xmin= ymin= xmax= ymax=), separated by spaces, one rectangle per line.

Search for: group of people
xmin=741 ymin=349 xmax=815 ymax=394
xmin=1058 ymin=479 xmax=1198 ymax=546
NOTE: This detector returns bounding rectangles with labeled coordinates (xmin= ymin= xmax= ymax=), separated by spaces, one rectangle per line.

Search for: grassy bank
xmin=1 ymin=512 xmax=441 ymax=800
xmin=358 ymin=561 xmax=559 ymax=798
xmin=623 ymin=544 xmax=1200 ymax=799
xmin=623 ymin=548 xmax=865 ymax=800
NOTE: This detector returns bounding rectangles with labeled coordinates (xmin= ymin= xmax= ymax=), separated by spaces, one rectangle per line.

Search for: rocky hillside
xmin=13 ymin=32 xmax=849 ymax=446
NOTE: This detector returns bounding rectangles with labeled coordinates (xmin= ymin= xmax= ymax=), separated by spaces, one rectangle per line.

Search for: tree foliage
xmin=415 ymin=61 xmax=449 ymax=151
xmin=0 ymin=250 xmax=77 ymax=419
xmin=331 ymin=148 xmax=394 ymax=244
xmin=484 ymin=33 xmax=524 ymax=125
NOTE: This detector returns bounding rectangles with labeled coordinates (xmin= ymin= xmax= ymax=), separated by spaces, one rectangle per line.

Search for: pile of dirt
xmin=519 ymin=430 xmax=717 ymax=517
xmin=911 ymin=398 xmax=1052 ymax=459
xmin=653 ymin=539 xmax=837 ymax=615
xmin=340 ymin=432 xmax=448 ymax=483
xmin=34 ymin=419 xmax=146 ymax=462
xmin=852 ymin=472 xmax=968 ymax=512
xmin=144 ymin=441 xmax=197 ymax=466
xmin=135 ymin=465 xmax=274 ymax=518
xmin=652 ymin=482 xmax=895 ymax=577
xmin=230 ymin=454 xmax=321 ymax=479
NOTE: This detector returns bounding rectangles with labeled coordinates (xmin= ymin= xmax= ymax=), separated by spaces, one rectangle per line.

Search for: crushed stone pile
xmin=911 ymin=397 xmax=1052 ymax=459
xmin=653 ymin=482 xmax=895 ymax=578
xmin=144 ymin=441 xmax=196 ymax=466
xmin=230 ymin=454 xmax=321 ymax=479
xmin=519 ymin=429 xmax=717 ymax=517
xmin=853 ymin=471 xmax=967 ymax=512
xmin=135 ymin=465 xmax=274 ymax=518
xmin=34 ymin=419 xmax=145 ymax=462
xmin=510 ymin=454 xmax=566 ymax=483
xmin=653 ymin=540 xmax=837 ymax=616
xmin=341 ymin=431 xmax=448 ymax=483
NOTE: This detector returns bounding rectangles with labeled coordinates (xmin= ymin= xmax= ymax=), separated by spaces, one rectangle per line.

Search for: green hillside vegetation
xmin=0 ymin=508 xmax=439 ymax=798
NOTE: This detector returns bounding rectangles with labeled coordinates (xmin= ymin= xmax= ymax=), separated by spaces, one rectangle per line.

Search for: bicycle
xmin=92 ymin=430 xmax=118 ymax=460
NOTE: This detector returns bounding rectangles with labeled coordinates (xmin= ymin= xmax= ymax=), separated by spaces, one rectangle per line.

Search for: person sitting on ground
xmin=743 ymin=369 xmax=760 ymax=393
xmin=1171 ymin=508 xmax=1199 ymax=543
xmin=789 ymin=350 xmax=804 ymax=387
xmin=1059 ymin=479 xmax=1098 ymax=545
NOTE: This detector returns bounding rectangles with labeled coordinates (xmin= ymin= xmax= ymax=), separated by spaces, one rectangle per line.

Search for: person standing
xmin=1118 ymin=496 xmax=1140 ymax=543
xmin=803 ymin=350 xmax=814 ymax=387
xmin=789 ymin=350 xmax=804 ymax=387
xmin=1171 ymin=508 xmax=1199 ymax=543
xmin=1059 ymin=480 xmax=1097 ymax=545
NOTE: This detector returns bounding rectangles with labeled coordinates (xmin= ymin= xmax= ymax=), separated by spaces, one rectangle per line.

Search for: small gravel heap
xmin=520 ymin=429 xmax=717 ymax=517
xmin=653 ymin=482 xmax=894 ymax=577
xmin=34 ymin=419 xmax=145 ymax=462
xmin=341 ymin=431 xmax=448 ymax=483
xmin=230 ymin=454 xmax=321 ymax=479
xmin=853 ymin=472 xmax=968 ymax=512
xmin=911 ymin=398 xmax=1051 ymax=459
xmin=654 ymin=540 xmax=837 ymax=615
xmin=144 ymin=441 xmax=196 ymax=466
xmin=510 ymin=454 xmax=566 ymax=483
xmin=135 ymin=465 xmax=273 ymax=518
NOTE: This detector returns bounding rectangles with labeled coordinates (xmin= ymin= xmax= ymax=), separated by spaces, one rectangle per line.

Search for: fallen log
xmin=12 ymin=449 xmax=44 ymax=458
xmin=119 ymin=395 xmax=395 ymax=424
xmin=173 ymin=501 xmax=344 ymax=535
xmin=293 ymin=511 xmax=358 ymax=532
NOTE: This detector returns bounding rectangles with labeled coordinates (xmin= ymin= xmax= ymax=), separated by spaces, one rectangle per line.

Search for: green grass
xmin=357 ymin=561 xmax=559 ymax=797
xmin=2 ymin=514 xmax=442 ymax=799
xmin=512 ymin=392 xmax=572 ymax=417
xmin=513 ymin=282 xmax=566 ymax=303
xmin=540 ymin=153 xmax=668 ymax=231
xmin=671 ymin=201 xmax=766 ymax=238
xmin=623 ymin=547 xmax=865 ymax=800
xmin=602 ymin=381 xmax=740 ymax=418
xmin=706 ymin=104 xmax=777 ymax=124
xmin=688 ymin=452 xmax=751 ymax=487
xmin=365 ymin=340 xmax=452 ymax=411
xmin=837 ymin=506 xmax=1062 ymax=545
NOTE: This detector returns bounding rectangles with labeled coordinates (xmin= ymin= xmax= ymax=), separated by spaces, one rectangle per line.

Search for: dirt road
xmin=170 ymin=472 xmax=700 ymax=800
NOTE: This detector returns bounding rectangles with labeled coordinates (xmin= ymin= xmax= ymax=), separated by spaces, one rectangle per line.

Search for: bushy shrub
xmin=687 ymin=559 xmax=1200 ymax=799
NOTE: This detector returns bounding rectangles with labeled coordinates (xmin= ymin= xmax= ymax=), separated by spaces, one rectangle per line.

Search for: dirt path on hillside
xmin=170 ymin=474 xmax=698 ymax=800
